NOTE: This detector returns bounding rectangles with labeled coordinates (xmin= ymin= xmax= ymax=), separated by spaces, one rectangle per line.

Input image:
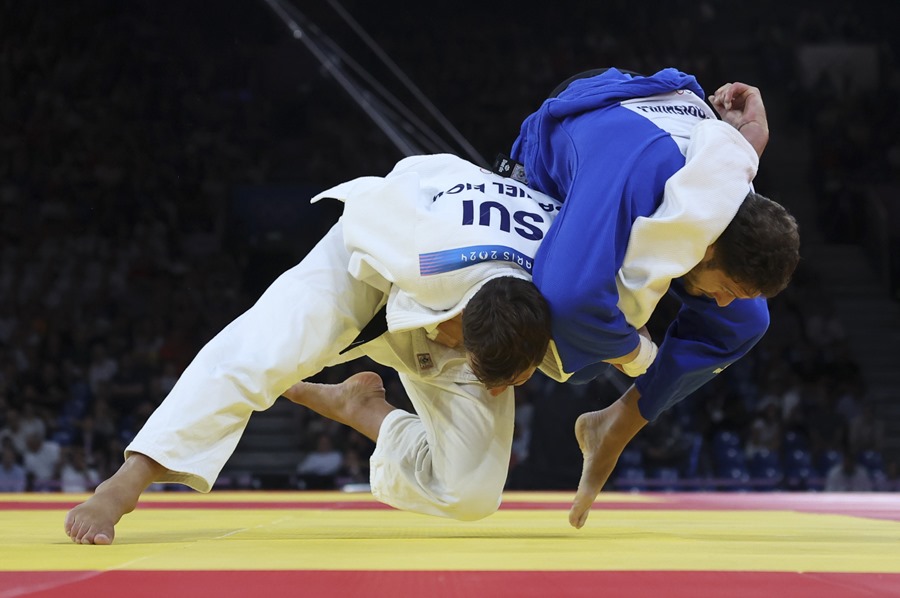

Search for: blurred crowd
xmin=1 ymin=0 xmax=897 ymax=494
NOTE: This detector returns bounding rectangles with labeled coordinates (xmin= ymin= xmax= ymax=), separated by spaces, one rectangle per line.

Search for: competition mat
xmin=1 ymin=491 xmax=899 ymax=597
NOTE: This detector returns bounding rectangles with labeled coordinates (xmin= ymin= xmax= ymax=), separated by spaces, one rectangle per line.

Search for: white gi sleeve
xmin=615 ymin=119 xmax=760 ymax=329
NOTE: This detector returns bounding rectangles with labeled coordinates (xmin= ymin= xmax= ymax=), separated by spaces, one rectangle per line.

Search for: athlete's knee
xmin=443 ymin=483 xmax=503 ymax=521
xmin=439 ymin=466 xmax=507 ymax=521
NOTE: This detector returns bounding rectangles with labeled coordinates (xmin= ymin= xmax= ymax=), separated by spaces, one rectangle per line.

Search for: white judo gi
xmin=126 ymin=154 xmax=563 ymax=520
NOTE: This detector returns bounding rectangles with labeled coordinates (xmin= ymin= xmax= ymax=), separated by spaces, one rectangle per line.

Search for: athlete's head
xmin=462 ymin=276 xmax=552 ymax=392
xmin=682 ymin=191 xmax=800 ymax=306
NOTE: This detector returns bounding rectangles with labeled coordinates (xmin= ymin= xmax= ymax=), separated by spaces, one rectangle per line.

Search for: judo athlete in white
xmin=64 ymin=153 xmax=562 ymax=544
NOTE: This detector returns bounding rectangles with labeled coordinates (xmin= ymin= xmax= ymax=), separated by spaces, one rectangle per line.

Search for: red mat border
xmin=3 ymin=570 xmax=899 ymax=598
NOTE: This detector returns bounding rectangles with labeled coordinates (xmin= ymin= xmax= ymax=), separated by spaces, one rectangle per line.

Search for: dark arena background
xmin=1 ymin=1 xmax=899 ymax=596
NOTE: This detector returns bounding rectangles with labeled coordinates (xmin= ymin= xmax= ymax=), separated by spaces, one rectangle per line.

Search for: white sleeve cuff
xmin=621 ymin=335 xmax=658 ymax=377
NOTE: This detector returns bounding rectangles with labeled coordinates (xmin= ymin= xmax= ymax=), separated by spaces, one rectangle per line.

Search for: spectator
xmin=745 ymin=403 xmax=783 ymax=459
xmin=155 ymin=361 xmax=180 ymax=398
xmin=70 ymin=415 xmax=111 ymax=469
xmin=833 ymin=379 xmax=864 ymax=422
xmin=297 ymin=433 xmax=343 ymax=490
xmin=882 ymin=460 xmax=900 ymax=493
xmin=0 ymin=408 xmax=28 ymax=454
xmin=848 ymin=402 xmax=886 ymax=455
xmin=335 ymin=447 xmax=369 ymax=489
xmin=804 ymin=378 xmax=848 ymax=457
xmin=59 ymin=447 xmax=101 ymax=493
xmin=107 ymin=353 xmax=148 ymax=414
xmin=87 ymin=342 xmax=118 ymax=395
xmin=21 ymin=431 xmax=61 ymax=491
xmin=19 ymin=403 xmax=47 ymax=442
xmin=804 ymin=301 xmax=846 ymax=347
xmin=779 ymin=374 xmax=804 ymax=424
xmin=825 ymin=452 xmax=873 ymax=492
xmin=87 ymin=394 xmax=120 ymax=442
xmin=0 ymin=441 xmax=26 ymax=492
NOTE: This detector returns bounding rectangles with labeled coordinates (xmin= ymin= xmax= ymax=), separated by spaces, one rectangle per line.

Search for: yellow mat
xmin=2 ymin=491 xmax=898 ymax=574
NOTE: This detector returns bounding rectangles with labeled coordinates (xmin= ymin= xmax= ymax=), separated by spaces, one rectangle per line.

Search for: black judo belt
xmin=339 ymin=304 xmax=389 ymax=355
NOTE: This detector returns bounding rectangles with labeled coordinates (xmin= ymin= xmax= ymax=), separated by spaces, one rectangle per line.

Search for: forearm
xmin=737 ymin=121 xmax=768 ymax=159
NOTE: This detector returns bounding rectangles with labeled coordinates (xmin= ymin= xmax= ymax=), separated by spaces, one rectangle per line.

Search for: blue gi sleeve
xmin=634 ymin=280 xmax=770 ymax=421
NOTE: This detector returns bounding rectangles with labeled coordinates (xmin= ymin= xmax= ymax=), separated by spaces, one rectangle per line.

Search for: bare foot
xmin=569 ymin=386 xmax=647 ymax=529
xmin=64 ymin=453 xmax=164 ymax=545
xmin=64 ymin=492 xmax=125 ymax=545
xmin=283 ymin=372 xmax=394 ymax=441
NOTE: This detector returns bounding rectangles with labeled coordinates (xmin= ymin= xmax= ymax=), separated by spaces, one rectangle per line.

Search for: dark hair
xmin=712 ymin=191 xmax=800 ymax=297
xmin=462 ymin=276 xmax=552 ymax=389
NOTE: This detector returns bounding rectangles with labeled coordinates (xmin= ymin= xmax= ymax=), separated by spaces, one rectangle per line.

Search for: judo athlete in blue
xmin=510 ymin=68 xmax=800 ymax=527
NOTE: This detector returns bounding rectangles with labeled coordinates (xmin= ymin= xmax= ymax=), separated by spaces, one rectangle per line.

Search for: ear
xmin=701 ymin=244 xmax=716 ymax=264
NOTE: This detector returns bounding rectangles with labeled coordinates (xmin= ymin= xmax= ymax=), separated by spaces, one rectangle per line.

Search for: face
xmin=681 ymin=260 xmax=759 ymax=307
xmin=486 ymin=365 xmax=538 ymax=397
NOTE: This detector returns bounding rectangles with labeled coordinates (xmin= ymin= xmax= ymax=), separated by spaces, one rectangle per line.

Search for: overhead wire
xmin=261 ymin=0 xmax=484 ymax=164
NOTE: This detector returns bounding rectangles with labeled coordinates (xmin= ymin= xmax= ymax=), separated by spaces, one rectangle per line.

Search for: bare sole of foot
xmin=568 ymin=386 xmax=647 ymax=529
xmin=569 ymin=409 xmax=625 ymax=529
xmin=283 ymin=372 xmax=391 ymax=440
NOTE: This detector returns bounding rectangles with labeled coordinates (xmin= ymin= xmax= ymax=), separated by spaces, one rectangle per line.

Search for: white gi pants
xmin=126 ymin=221 xmax=515 ymax=521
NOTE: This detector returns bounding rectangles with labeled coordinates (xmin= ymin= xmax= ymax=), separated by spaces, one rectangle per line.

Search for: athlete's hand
xmin=709 ymin=82 xmax=769 ymax=158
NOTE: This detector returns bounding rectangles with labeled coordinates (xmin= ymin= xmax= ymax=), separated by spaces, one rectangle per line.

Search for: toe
xmin=70 ymin=520 xmax=86 ymax=543
xmin=64 ymin=511 xmax=75 ymax=535
xmin=80 ymin=524 xmax=100 ymax=545
xmin=568 ymin=487 xmax=595 ymax=529
xmin=568 ymin=505 xmax=589 ymax=529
